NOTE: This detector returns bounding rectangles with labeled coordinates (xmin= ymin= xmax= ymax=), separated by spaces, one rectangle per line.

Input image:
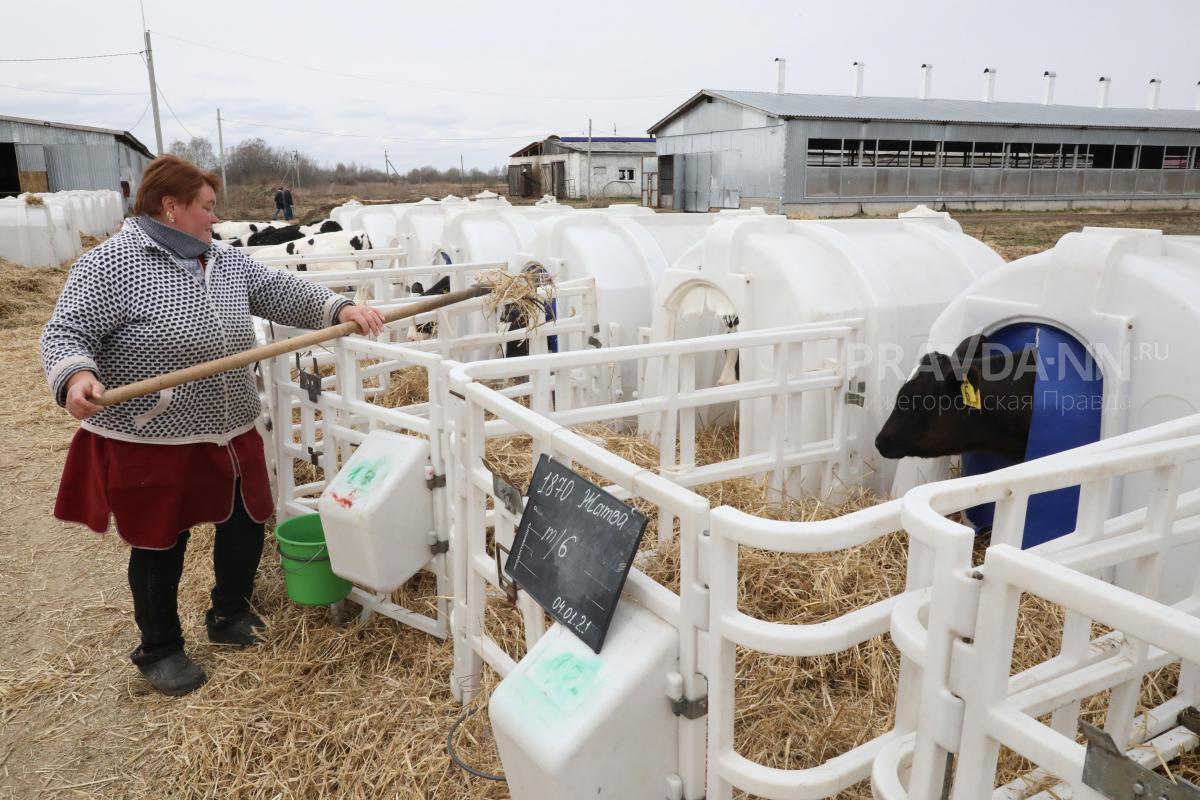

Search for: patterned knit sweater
xmin=41 ymin=219 xmax=351 ymax=444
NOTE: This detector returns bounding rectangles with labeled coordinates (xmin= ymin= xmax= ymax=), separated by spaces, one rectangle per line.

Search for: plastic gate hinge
xmin=1080 ymin=721 xmax=1200 ymax=799
xmin=845 ymin=379 xmax=866 ymax=407
xmin=307 ymin=446 xmax=322 ymax=466
xmin=672 ymin=694 xmax=708 ymax=720
xmin=424 ymin=466 xmax=446 ymax=490
xmin=1180 ymin=706 xmax=1200 ymax=736
xmin=587 ymin=336 xmax=603 ymax=348
xmin=296 ymin=353 xmax=322 ymax=403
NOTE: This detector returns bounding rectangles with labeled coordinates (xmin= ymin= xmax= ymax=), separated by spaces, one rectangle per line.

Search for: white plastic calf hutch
xmin=647 ymin=206 xmax=1005 ymax=495
xmin=524 ymin=207 xmax=768 ymax=395
xmin=917 ymin=226 xmax=1200 ymax=594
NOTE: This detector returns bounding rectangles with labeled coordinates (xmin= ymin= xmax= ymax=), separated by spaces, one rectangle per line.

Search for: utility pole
xmin=384 ymin=149 xmax=389 ymax=181
xmin=293 ymin=150 xmax=301 ymax=189
xmin=140 ymin=1 xmax=163 ymax=154
xmin=586 ymin=118 xmax=593 ymax=202
xmin=460 ymin=153 xmax=465 ymax=195
xmin=216 ymin=108 xmax=228 ymax=201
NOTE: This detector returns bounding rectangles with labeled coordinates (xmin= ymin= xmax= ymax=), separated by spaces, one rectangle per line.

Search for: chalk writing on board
xmin=505 ymin=454 xmax=648 ymax=652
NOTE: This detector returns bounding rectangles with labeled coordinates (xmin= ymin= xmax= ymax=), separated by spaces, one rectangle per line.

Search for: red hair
xmin=134 ymin=154 xmax=221 ymax=216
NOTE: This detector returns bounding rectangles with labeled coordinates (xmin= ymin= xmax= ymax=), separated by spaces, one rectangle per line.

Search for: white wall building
xmin=508 ymin=135 xmax=657 ymax=201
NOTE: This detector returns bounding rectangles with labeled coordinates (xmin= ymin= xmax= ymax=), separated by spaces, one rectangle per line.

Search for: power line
xmin=0 ymin=50 xmax=143 ymax=63
xmin=0 ymin=81 xmax=146 ymax=97
xmin=222 ymin=116 xmax=541 ymax=143
xmin=128 ymin=99 xmax=152 ymax=131
xmin=154 ymin=82 xmax=197 ymax=140
xmin=156 ymin=31 xmax=686 ymax=101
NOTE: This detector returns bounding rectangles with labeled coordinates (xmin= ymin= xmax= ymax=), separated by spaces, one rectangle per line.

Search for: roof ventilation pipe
xmin=1097 ymin=76 xmax=1111 ymax=109
xmin=981 ymin=67 xmax=997 ymax=102
xmin=1148 ymin=78 xmax=1162 ymax=110
xmin=852 ymin=61 xmax=865 ymax=97
xmin=1042 ymin=71 xmax=1056 ymax=105
xmin=919 ymin=63 xmax=933 ymax=99
xmin=774 ymin=58 xmax=786 ymax=94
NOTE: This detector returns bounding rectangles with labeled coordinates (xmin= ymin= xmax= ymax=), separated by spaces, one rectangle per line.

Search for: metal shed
xmin=0 ymin=115 xmax=154 ymax=211
xmin=647 ymin=89 xmax=1200 ymax=216
xmin=508 ymin=136 xmax=656 ymax=201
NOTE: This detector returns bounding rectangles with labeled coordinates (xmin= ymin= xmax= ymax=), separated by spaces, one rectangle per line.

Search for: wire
xmin=222 ymin=116 xmax=539 ymax=143
xmin=154 ymin=82 xmax=197 ymax=140
xmin=0 ymin=50 xmax=143 ymax=63
xmin=155 ymin=31 xmax=685 ymax=101
xmin=446 ymin=705 xmax=505 ymax=782
xmin=128 ymin=99 xmax=152 ymax=131
xmin=0 ymin=81 xmax=146 ymax=97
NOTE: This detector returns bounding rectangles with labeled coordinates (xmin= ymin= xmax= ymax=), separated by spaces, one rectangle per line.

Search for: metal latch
xmin=307 ymin=446 xmax=322 ymax=467
xmin=483 ymin=458 xmax=524 ymax=517
xmin=844 ymin=379 xmax=866 ymax=407
xmin=426 ymin=472 xmax=446 ymax=490
xmin=1179 ymin=706 xmax=1200 ymax=737
xmin=494 ymin=543 xmax=518 ymax=605
xmin=429 ymin=540 xmax=449 ymax=555
xmin=672 ymin=695 xmax=708 ymax=720
xmin=587 ymin=335 xmax=603 ymax=349
xmin=1081 ymin=721 xmax=1200 ymax=799
xmin=296 ymin=353 xmax=322 ymax=403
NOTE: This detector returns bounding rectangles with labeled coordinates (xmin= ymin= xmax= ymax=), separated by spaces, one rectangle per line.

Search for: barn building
xmin=508 ymin=135 xmax=656 ymax=201
xmin=0 ymin=115 xmax=155 ymax=211
xmin=645 ymin=81 xmax=1200 ymax=215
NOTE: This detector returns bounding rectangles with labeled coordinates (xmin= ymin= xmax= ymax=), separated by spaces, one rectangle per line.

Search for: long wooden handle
xmin=96 ymin=286 xmax=491 ymax=407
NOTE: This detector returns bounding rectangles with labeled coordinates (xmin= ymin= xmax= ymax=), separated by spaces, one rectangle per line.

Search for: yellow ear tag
xmin=960 ymin=379 xmax=982 ymax=410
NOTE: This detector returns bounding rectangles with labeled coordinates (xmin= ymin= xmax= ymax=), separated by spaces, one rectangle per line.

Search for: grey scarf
xmin=136 ymin=214 xmax=211 ymax=259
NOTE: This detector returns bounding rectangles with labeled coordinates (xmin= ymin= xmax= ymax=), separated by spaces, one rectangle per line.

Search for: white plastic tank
xmin=646 ymin=206 xmax=1005 ymax=494
xmin=317 ymin=429 xmax=437 ymax=592
xmin=395 ymin=192 xmax=502 ymax=267
xmin=0 ymin=197 xmax=82 ymax=266
xmin=489 ymin=598 xmax=680 ymax=800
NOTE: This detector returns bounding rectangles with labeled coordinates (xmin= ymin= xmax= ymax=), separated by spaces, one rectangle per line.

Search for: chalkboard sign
xmin=504 ymin=454 xmax=648 ymax=653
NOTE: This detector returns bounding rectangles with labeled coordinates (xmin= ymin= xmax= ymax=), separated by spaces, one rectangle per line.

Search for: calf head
xmin=875 ymin=334 xmax=1035 ymax=460
xmin=409 ymin=275 xmax=451 ymax=338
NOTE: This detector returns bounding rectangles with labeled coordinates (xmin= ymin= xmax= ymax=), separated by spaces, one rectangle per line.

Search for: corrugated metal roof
xmin=0 ymin=114 xmax=154 ymax=158
xmin=553 ymin=139 xmax=657 ymax=154
xmin=557 ymin=136 xmax=655 ymax=143
xmin=649 ymin=90 xmax=1200 ymax=133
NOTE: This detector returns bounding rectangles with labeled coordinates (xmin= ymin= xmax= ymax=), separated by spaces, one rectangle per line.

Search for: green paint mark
xmin=336 ymin=458 xmax=389 ymax=497
xmin=526 ymin=650 xmax=601 ymax=714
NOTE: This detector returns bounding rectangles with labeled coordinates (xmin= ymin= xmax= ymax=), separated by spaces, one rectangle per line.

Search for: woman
xmin=41 ymin=155 xmax=384 ymax=696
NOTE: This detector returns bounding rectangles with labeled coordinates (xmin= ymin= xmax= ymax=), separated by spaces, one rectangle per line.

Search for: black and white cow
xmin=874 ymin=334 xmax=1037 ymax=460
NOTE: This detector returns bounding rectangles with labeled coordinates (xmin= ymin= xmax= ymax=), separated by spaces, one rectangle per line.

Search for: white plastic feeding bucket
xmin=489 ymin=599 xmax=681 ymax=800
xmin=647 ymin=206 xmax=1005 ymax=494
xmin=317 ymin=429 xmax=436 ymax=592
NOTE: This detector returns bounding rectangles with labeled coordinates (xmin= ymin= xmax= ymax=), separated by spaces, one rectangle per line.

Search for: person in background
xmin=272 ymin=187 xmax=285 ymax=220
xmin=282 ymin=186 xmax=295 ymax=221
xmin=40 ymin=155 xmax=385 ymax=696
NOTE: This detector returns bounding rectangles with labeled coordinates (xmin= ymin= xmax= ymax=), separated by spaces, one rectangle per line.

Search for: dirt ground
xmin=3 ymin=208 xmax=1200 ymax=799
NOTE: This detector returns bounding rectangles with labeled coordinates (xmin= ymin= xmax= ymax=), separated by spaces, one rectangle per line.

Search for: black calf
xmin=874 ymin=334 xmax=1037 ymax=460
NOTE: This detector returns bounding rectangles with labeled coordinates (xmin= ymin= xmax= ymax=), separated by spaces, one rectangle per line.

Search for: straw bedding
xmin=5 ymin=251 xmax=1197 ymax=799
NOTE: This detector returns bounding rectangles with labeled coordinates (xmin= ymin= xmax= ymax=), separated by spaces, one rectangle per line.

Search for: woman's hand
xmin=338 ymin=304 xmax=385 ymax=336
xmin=65 ymin=371 xmax=105 ymax=420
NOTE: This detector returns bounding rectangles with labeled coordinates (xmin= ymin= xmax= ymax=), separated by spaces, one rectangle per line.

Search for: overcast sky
xmin=3 ymin=0 xmax=1198 ymax=173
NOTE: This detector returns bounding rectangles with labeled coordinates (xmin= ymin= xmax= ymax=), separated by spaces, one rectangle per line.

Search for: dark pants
xmin=127 ymin=485 xmax=265 ymax=665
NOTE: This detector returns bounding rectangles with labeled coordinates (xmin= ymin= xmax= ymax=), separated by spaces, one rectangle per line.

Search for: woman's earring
xmin=167 ymin=210 xmax=176 ymax=223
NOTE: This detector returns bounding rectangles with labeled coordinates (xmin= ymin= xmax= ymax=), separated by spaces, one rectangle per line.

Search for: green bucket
xmin=274 ymin=514 xmax=352 ymax=606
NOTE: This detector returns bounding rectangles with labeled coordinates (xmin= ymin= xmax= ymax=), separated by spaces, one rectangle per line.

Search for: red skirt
xmin=55 ymin=427 xmax=275 ymax=550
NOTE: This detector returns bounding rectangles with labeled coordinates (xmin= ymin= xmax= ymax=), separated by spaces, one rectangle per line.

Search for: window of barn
xmin=910 ymin=140 xmax=938 ymax=167
xmin=971 ymin=142 xmax=1004 ymax=168
xmin=841 ymin=139 xmax=876 ymax=166
xmin=1008 ymin=143 xmax=1033 ymax=169
xmin=1138 ymin=145 xmax=1165 ymax=169
xmin=942 ymin=142 xmax=971 ymax=168
xmin=1090 ymin=144 xmax=1115 ymax=169
xmin=1163 ymin=146 xmax=1190 ymax=169
xmin=875 ymin=140 xmax=909 ymax=167
xmin=1113 ymin=145 xmax=1138 ymax=169
xmin=1032 ymin=143 xmax=1063 ymax=169
xmin=806 ymin=138 xmax=843 ymax=166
